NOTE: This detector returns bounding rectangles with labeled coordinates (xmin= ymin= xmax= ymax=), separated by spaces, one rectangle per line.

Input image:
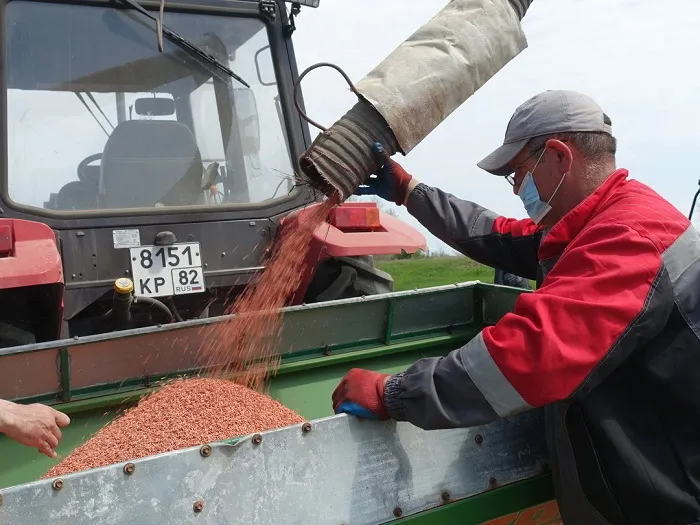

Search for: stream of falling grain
xmin=195 ymin=196 xmax=338 ymax=390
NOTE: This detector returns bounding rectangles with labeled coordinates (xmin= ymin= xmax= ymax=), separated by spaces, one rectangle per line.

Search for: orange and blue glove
xmin=332 ymin=368 xmax=391 ymax=420
xmin=354 ymin=143 xmax=414 ymax=207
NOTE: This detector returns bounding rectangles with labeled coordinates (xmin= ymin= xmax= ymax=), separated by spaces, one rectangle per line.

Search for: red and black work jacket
xmin=383 ymin=169 xmax=700 ymax=525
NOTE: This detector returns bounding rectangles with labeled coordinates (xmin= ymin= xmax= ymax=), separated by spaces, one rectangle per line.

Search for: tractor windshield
xmin=4 ymin=1 xmax=295 ymax=213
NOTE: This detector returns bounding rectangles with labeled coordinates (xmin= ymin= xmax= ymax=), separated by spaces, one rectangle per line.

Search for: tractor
xmin=0 ymin=0 xmax=428 ymax=348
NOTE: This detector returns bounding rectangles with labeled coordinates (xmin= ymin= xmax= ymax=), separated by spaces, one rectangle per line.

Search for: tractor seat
xmin=55 ymin=178 xmax=99 ymax=211
xmin=99 ymin=120 xmax=204 ymax=209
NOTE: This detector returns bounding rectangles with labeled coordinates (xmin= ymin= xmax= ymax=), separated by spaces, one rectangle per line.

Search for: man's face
xmin=507 ymin=148 xmax=543 ymax=195
xmin=507 ymin=139 xmax=574 ymax=199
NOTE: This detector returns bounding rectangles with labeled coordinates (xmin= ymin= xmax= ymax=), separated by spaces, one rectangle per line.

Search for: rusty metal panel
xmin=0 ymin=350 xmax=60 ymax=399
xmin=68 ymin=325 xmax=207 ymax=390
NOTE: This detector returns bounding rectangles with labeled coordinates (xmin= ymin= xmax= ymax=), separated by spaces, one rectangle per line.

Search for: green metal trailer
xmin=0 ymin=281 xmax=561 ymax=524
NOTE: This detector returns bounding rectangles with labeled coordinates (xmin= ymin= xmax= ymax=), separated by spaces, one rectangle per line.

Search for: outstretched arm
xmin=333 ymin=222 xmax=673 ymax=428
xmin=357 ymin=143 xmax=543 ymax=279
xmin=406 ymin=182 xmax=542 ymax=280
xmin=386 ymin=223 xmax=671 ymax=428
xmin=0 ymin=399 xmax=71 ymax=458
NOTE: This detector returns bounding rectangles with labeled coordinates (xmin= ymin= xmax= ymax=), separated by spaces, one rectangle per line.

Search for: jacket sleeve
xmin=382 ymin=222 xmax=674 ymax=430
xmin=406 ymin=183 xmax=544 ymax=280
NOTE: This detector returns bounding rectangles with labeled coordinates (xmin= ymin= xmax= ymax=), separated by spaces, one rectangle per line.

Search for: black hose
xmin=298 ymin=98 xmax=399 ymax=201
xmin=166 ymin=297 xmax=185 ymax=322
xmin=294 ymin=62 xmax=399 ymax=202
xmin=507 ymin=0 xmax=534 ymax=20
xmin=133 ymin=296 xmax=174 ymax=323
xmin=689 ymin=180 xmax=700 ymax=220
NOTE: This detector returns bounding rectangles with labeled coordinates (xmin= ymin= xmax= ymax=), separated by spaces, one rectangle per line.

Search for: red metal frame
xmin=284 ymin=201 xmax=427 ymax=304
xmin=0 ymin=218 xmax=64 ymax=289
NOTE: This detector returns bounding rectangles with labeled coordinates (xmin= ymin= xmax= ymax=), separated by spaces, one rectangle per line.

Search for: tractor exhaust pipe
xmin=297 ymin=0 xmax=533 ymax=201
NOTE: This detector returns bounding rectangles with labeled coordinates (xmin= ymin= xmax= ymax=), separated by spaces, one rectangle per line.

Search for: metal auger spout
xmin=297 ymin=0 xmax=535 ymax=201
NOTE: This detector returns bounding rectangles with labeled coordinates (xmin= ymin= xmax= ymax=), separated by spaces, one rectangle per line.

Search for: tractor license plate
xmin=129 ymin=242 xmax=205 ymax=298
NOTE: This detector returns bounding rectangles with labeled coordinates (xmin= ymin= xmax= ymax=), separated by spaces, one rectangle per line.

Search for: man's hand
xmin=355 ymin=143 xmax=416 ymax=206
xmin=0 ymin=399 xmax=71 ymax=458
xmin=332 ymin=368 xmax=391 ymax=420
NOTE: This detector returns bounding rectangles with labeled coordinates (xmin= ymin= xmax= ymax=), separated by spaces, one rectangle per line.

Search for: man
xmin=0 ymin=398 xmax=70 ymax=458
xmin=332 ymin=90 xmax=700 ymax=525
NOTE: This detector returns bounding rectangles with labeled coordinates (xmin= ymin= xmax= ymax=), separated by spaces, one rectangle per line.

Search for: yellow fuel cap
xmin=114 ymin=277 xmax=134 ymax=294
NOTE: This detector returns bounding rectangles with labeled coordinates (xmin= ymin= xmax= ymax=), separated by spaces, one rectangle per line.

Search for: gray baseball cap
xmin=477 ymin=90 xmax=612 ymax=176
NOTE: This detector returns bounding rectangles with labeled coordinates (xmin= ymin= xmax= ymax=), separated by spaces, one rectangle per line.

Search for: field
xmin=375 ymin=256 xmax=497 ymax=292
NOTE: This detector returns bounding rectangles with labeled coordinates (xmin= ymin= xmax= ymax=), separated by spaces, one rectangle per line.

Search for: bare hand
xmin=0 ymin=400 xmax=71 ymax=458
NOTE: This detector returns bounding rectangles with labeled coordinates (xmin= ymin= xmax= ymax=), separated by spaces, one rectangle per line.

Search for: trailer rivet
xmin=52 ymin=478 xmax=64 ymax=491
xmin=124 ymin=463 xmax=135 ymax=475
xmin=475 ymin=434 xmax=483 ymax=445
xmin=489 ymin=476 xmax=497 ymax=487
xmin=200 ymin=444 xmax=212 ymax=457
xmin=441 ymin=490 xmax=451 ymax=502
xmin=193 ymin=499 xmax=204 ymax=513
xmin=393 ymin=507 xmax=402 ymax=517
xmin=301 ymin=422 xmax=312 ymax=434
xmin=252 ymin=434 xmax=262 ymax=445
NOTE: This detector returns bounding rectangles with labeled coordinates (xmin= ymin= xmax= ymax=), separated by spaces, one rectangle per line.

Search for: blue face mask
xmin=517 ymin=149 xmax=566 ymax=224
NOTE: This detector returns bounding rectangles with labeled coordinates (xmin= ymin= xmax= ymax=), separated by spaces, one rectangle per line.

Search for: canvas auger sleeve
xmin=382 ymin=222 xmax=674 ymax=430
xmin=406 ymin=183 xmax=544 ymax=279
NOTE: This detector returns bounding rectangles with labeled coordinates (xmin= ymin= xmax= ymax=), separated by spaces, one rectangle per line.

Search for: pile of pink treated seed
xmin=42 ymin=377 xmax=305 ymax=478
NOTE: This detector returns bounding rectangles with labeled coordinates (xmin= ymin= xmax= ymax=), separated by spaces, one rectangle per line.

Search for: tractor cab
xmin=0 ymin=0 xmax=426 ymax=344
xmin=6 ymin=1 xmax=291 ymax=212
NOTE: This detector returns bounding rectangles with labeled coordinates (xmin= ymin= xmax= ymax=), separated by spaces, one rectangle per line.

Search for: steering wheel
xmin=77 ymin=153 xmax=103 ymax=182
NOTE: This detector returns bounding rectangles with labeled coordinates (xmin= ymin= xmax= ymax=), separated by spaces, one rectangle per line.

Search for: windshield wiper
xmin=115 ymin=0 xmax=250 ymax=88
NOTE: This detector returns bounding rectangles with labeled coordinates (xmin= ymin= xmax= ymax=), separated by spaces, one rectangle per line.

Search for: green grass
xmin=376 ymin=256 xmax=496 ymax=292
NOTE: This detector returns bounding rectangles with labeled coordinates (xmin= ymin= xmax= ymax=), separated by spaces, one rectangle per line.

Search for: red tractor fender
xmin=0 ymin=218 xmax=64 ymax=289
xmin=281 ymin=201 xmax=426 ymax=304
xmin=0 ymin=218 xmax=64 ymax=343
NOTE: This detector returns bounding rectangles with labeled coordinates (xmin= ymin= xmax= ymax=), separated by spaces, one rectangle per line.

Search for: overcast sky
xmin=290 ymin=0 xmax=700 ymax=253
